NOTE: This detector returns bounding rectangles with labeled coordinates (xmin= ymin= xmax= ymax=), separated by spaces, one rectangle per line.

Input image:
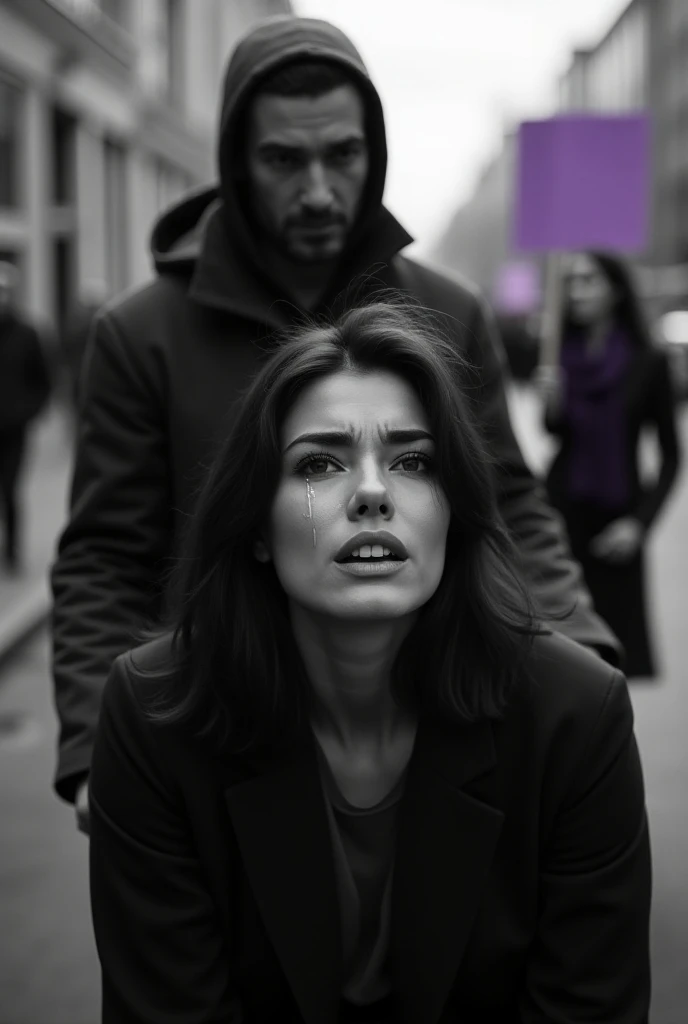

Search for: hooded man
xmin=50 ymin=16 xmax=620 ymax=834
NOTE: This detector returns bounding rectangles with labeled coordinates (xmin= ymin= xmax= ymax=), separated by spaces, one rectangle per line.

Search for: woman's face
xmin=262 ymin=368 xmax=451 ymax=623
xmin=565 ymin=253 xmax=616 ymax=327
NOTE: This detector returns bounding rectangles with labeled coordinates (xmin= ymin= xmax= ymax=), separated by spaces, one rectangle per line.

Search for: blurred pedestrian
xmin=89 ymin=304 xmax=651 ymax=1024
xmin=0 ymin=261 xmax=52 ymax=573
xmin=540 ymin=251 xmax=682 ymax=678
xmin=61 ymin=279 xmax=109 ymax=415
xmin=51 ymin=15 xmax=620 ymax=837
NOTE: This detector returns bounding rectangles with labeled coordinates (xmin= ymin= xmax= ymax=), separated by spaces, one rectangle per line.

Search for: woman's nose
xmin=347 ymin=471 xmax=395 ymax=520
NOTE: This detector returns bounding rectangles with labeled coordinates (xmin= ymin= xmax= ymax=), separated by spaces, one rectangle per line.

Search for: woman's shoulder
xmin=506 ymin=632 xmax=638 ymax=819
xmin=127 ymin=631 xmax=179 ymax=677
xmin=102 ymin=632 xmax=180 ymax=728
xmin=522 ymin=629 xmax=627 ymax=732
xmin=92 ymin=633 xmax=193 ymax=799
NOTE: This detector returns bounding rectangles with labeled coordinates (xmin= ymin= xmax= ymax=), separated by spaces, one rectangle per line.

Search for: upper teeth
xmin=351 ymin=545 xmax=392 ymax=558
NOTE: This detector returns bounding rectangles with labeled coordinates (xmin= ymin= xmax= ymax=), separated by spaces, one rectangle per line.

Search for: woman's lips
xmin=335 ymin=560 xmax=406 ymax=577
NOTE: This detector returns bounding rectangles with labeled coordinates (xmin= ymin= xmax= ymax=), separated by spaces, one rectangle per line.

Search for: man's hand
xmin=75 ymin=777 xmax=90 ymax=836
xmin=589 ymin=517 xmax=644 ymax=564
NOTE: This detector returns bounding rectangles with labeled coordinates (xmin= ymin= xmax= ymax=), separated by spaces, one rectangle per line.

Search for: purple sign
xmin=513 ymin=115 xmax=650 ymax=253
xmin=493 ymin=261 xmax=541 ymax=314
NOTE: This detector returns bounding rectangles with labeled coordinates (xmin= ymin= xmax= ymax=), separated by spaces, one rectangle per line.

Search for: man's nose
xmin=301 ymin=161 xmax=333 ymax=211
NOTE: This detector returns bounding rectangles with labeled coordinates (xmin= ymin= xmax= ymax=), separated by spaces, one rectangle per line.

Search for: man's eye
xmin=266 ymin=151 xmax=299 ymax=170
xmin=329 ymin=145 xmax=361 ymax=165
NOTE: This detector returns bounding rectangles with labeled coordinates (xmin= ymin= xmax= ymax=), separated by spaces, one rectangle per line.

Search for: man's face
xmin=246 ymin=84 xmax=369 ymax=264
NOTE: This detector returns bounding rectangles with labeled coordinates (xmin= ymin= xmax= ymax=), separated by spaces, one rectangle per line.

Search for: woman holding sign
xmin=542 ymin=251 xmax=681 ymax=678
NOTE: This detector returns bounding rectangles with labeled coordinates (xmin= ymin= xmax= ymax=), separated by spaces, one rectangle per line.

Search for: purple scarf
xmin=561 ymin=328 xmax=631 ymax=508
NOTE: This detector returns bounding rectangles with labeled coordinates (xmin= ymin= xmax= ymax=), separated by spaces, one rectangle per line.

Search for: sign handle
xmin=539 ymin=251 xmax=564 ymax=370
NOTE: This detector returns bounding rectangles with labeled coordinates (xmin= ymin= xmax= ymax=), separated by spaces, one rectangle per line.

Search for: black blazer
xmin=89 ymin=631 xmax=651 ymax=1024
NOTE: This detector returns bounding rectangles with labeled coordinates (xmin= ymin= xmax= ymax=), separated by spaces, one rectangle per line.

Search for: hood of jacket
xmin=150 ymin=15 xmax=413 ymax=323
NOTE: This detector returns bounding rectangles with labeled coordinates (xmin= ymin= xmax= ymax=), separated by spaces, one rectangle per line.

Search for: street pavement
xmin=0 ymin=404 xmax=72 ymax=666
xmin=0 ymin=385 xmax=686 ymax=1023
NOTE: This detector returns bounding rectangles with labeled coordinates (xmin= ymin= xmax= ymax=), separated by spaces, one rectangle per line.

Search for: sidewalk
xmin=0 ymin=405 xmax=72 ymax=668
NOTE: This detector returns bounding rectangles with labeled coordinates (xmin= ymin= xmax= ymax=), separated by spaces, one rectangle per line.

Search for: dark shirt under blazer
xmin=88 ymin=629 xmax=651 ymax=1024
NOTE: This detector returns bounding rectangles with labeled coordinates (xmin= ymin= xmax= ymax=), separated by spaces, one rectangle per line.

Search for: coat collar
xmin=187 ymin=201 xmax=413 ymax=330
xmin=223 ymin=714 xmax=504 ymax=1024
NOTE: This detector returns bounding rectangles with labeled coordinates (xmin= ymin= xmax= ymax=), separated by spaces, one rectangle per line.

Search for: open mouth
xmin=336 ymin=544 xmax=406 ymax=564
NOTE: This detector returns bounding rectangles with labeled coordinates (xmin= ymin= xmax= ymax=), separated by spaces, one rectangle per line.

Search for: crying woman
xmin=88 ymin=301 xmax=651 ymax=1024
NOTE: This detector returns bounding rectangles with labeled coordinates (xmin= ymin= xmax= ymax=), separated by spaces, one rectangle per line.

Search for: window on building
xmin=53 ymin=236 xmax=75 ymax=338
xmin=104 ymin=137 xmax=128 ymax=294
xmin=0 ymin=76 xmax=23 ymax=208
xmin=165 ymin=0 xmax=185 ymax=108
xmin=51 ymin=107 xmax=77 ymax=205
xmin=0 ymin=249 xmax=23 ymax=303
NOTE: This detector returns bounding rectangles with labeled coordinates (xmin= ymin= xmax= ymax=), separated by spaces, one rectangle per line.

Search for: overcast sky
xmin=293 ymin=0 xmax=633 ymax=252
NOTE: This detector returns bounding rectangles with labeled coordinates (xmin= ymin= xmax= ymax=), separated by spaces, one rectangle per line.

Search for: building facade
xmin=650 ymin=0 xmax=688 ymax=265
xmin=558 ymin=0 xmax=688 ymax=268
xmin=0 ymin=0 xmax=290 ymax=335
xmin=558 ymin=0 xmax=648 ymax=114
xmin=432 ymin=131 xmax=516 ymax=299
xmin=434 ymin=0 xmax=688 ymax=298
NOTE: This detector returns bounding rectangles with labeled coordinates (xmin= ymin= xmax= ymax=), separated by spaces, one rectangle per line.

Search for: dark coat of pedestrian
xmin=89 ymin=304 xmax=650 ymax=1024
xmin=0 ymin=262 xmax=52 ymax=570
xmin=51 ymin=16 xmax=620 ymax=825
xmin=543 ymin=251 xmax=682 ymax=677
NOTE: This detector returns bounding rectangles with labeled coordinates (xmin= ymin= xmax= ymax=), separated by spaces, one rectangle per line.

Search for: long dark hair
xmin=562 ymin=250 xmax=653 ymax=347
xmin=138 ymin=301 xmax=545 ymax=757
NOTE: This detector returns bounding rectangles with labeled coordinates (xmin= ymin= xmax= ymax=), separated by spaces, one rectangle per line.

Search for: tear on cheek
xmin=302 ymin=477 xmax=317 ymax=548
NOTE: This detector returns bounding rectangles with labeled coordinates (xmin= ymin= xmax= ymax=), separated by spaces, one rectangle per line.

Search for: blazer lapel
xmin=223 ymin=739 xmax=342 ymax=1024
xmin=390 ymin=715 xmax=505 ymax=1024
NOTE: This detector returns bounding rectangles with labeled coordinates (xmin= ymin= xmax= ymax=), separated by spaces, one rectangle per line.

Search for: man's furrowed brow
xmin=258 ymin=140 xmax=304 ymax=153
xmin=326 ymin=132 xmax=366 ymax=147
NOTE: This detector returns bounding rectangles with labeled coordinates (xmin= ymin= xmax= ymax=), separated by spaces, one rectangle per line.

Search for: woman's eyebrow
xmin=380 ymin=428 xmax=434 ymax=445
xmin=283 ymin=428 xmax=434 ymax=453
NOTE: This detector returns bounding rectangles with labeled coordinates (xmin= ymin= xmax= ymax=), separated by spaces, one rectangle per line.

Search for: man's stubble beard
xmin=272 ymin=224 xmax=350 ymax=267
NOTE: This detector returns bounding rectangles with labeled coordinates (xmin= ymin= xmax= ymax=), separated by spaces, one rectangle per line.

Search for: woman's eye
xmin=396 ymin=454 xmax=430 ymax=473
xmin=299 ymin=456 xmax=338 ymax=476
